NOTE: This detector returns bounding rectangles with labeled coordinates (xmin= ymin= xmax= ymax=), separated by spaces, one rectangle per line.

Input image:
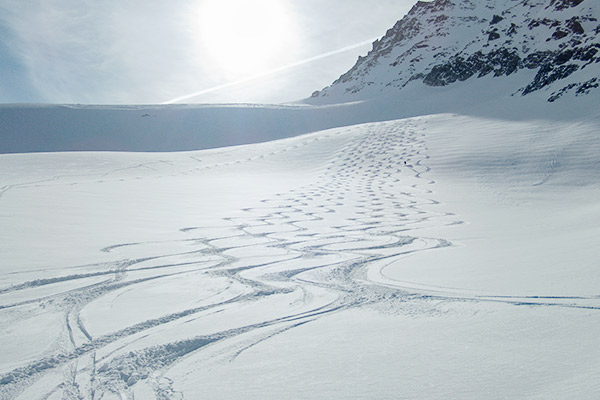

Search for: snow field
xmin=0 ymin=113 xmax=599 ymax=399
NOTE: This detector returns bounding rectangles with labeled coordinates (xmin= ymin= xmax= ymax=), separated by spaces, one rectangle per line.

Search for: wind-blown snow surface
xmin=1 ymin=110 xmax=599 ymax=399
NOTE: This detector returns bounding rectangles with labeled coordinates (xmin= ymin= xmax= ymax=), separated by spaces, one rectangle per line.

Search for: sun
xmin=197 ymin=0 xmax=296 ymax=79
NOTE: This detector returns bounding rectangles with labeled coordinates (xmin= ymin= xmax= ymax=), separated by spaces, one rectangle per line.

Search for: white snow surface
xmin=1 ymin=95 xmax=600 ymax=399
xmin=3 ymin=1 xmax=599 ymax=396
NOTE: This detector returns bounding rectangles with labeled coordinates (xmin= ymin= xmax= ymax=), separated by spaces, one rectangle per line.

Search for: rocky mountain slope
xmin=310 ymin=0 xmax=599 ymax=103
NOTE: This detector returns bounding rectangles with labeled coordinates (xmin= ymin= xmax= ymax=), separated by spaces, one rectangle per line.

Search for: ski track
xmin=1 ymin=120 xmax=598 ymax=399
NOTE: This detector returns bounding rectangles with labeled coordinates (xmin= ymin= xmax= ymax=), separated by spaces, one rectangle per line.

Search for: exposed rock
xmin=408 ymin=0 xmax=454 ymax=16
xmin=548 ymin=77 xmax=598 ymax=101
xmin=548 ymin=0 xmax=586 ymax=11
xmin=528 ymin=18 xmax=560 ymax=30
xmin=423 ymin=48 xmax=521 ymax=86
xmin=313 ymin=0 xmax=599 ymax=103
xmin=566 ymin=17 xmax=585 ymax=34
xmin=488 ymin=31 xmax=501 ymax=41
xmin=523 ymin=64 xmax=579 ymax=95
xmin=548 ymin=83 xmax=579 ymax=101
xmin=551 ymin=28 xmax=569 ymax=40
xmin=576 ymin=77 xmax=599 ymax=95
xmin=491 ymin=15 xmax=504 ymax=25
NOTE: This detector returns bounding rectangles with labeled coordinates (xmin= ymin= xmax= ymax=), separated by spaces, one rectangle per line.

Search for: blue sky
xmin=0 ymin=0 xmax=417 ymax=104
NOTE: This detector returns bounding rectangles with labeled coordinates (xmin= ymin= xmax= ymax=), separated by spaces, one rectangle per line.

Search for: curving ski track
xmin=1 ymin=120 xmax=598 ymax=399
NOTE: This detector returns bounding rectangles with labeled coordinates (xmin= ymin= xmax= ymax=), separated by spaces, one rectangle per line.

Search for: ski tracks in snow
xmin=1 ymin=120 xmax=598 ymax=399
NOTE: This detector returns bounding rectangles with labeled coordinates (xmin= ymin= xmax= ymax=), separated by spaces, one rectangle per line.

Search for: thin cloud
xmin=0 ymin=1 xmax=414 ymax=104
xmin=162 ymin=37 xmax=378 ymax=104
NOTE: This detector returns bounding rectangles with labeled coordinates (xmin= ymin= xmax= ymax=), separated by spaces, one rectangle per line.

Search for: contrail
xmin=162 ymin=37 xmax=378 ymax=104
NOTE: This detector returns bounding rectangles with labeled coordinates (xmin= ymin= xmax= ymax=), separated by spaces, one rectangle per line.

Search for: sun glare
xmin=197 ymin=0 xmax=296 ymax=78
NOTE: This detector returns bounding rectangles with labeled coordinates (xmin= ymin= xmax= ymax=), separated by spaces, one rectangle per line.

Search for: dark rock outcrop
xmin=313 ymin=0 xmax=599 ymax=103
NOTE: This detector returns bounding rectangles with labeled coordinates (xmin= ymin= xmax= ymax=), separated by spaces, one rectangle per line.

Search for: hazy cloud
xmin=0 ymin=0 xmax=415 ymax=104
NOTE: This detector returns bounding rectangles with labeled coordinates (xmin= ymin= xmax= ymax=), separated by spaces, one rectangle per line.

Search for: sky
xmin=0 ymin=0 xmax=418 ymax=105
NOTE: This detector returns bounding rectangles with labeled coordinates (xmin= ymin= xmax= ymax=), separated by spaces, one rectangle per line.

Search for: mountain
xmin=309 ymin=0 xmax=599 ymax=103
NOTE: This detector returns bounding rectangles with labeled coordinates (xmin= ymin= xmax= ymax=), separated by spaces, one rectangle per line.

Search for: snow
xmin=1 ymin=1 xmax=599 ymax=394
xmin=1 ymin=95 xmax=600 ymax=399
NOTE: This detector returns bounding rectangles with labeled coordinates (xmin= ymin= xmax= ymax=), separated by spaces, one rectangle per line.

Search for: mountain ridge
xmin=310 ymin=0 xmax=599 ymax=103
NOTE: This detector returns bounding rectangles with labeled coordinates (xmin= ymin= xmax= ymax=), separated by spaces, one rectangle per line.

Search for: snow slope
xmin=1 ymin=110 xmax=599 ymax=399
xmin=1 ymin=0 xmax=600 ymax=398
